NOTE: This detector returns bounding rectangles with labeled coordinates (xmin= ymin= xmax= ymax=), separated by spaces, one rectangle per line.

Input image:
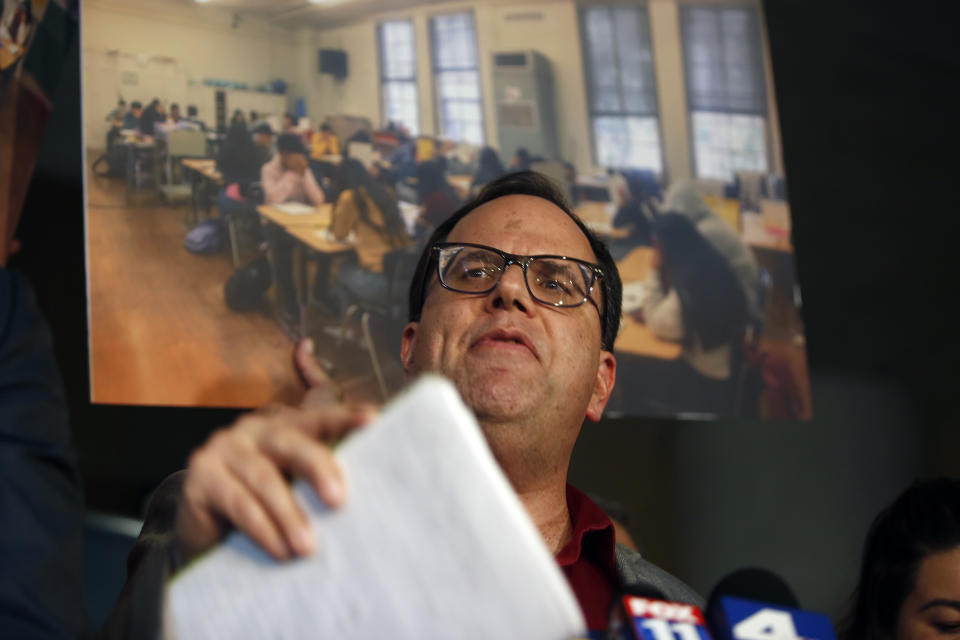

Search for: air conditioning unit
xmin=492 ymin=50 xmax=557 ymax=161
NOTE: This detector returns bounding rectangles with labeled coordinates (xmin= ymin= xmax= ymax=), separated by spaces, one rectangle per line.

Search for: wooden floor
xmin=86 ymin=153 xmax=389 ymax=408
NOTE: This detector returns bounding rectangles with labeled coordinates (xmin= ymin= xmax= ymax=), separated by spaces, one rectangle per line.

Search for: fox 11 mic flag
xmin=608 ymin=595 xmax=713 ymax=640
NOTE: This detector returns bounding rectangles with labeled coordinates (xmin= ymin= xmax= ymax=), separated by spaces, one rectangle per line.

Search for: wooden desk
xmin=702 ymin=195 xmax=741 ymax=232
xmin=284 ymin=226 xmax=353 ymax=254
xmin=613 ymin=247 xmax=682 ymax=360
xmin=181 ymin=158 xmax=223 ymax=226
xmin=182 ymin=157 xmax=222 ymax=183
xmin=576 ymin=201 xmax=629 ymax=240
xmin=257 ymin=204 xmax=347 ymax=339
xmin=741 ymin=212 xmax=793 ymax=253
xmin=257 ymin=203 xmax=333 ymax=228
xmin=317 ymin=154 xmax=342 ymax=165
xmin=448 ymin=174 xmax=472 ymax=193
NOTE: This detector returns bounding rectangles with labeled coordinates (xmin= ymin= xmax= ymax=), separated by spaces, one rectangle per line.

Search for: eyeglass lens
xmin=438 ymin=245 xmax=593 ymax=306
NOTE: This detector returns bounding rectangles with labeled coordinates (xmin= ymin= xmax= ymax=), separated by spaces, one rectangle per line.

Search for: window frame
xmin=428 ymin=10 xmax=485 ymax=145
xmin=679 ymin=3 xmax=772 ymax=181
xmin=579 ymin=3 xmax=666 ymax=174
xmin=377 ymin=18 xmax=421 ymax=136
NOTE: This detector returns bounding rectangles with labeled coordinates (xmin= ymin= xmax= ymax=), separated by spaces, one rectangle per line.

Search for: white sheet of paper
xmin=165 ymin=376 xmax=586 ymax=640
xmin=274 ymin=202 xmax=317 ymax=215
xmin=621 ymin=281 xmax=650 ymax=313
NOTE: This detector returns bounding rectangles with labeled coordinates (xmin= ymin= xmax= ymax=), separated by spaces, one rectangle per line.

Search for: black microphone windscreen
xmin=706 ymin=567 xmax=800 ymax=616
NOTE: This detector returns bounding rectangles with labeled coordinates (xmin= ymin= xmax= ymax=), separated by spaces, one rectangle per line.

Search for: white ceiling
xmin=190 ymin=0 xmax=482 ymax=29
xmin=186 ymin=0 xmax=569 ymax=29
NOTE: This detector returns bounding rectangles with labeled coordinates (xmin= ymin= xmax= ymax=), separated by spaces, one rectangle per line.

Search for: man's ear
xmin=585 ymin=350 xmax=616 ymax=422
xmin=400 ymin=322 xmax=419 ymax=379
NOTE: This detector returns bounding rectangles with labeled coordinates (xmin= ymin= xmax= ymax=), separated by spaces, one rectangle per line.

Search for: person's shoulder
xmin=614 ymin=543 xmax=704 ymax=607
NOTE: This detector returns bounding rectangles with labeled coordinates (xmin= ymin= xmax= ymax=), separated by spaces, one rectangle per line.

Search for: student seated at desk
xmin=308 ymin=123 xmax=340 ymax=184
xmin=262 ymin=133 xmax=325 ymax=206
xmin=636 ymin=211 xmax=749 ymax=415
xmin=105 ymin=98 xmax=126 ymax=126
xmin=216 ymin=122 xmax=272 ymax=221
xmin=262 ymin=133 xmax=326 ymax=320
xmin=310 ymin=122 xmax=340 ymax=159
xmin=168 ymin=103 xmax=181 ymax=125
xmin=470 ymin=147 xmax=505 ymax=197
xmin=182 ymin=105 xmax=206 ymax=131
xmin=510 ymin=146 xmax=532 ymax=172
xmin=415 ymin=158 xmax=462 ymax=234
xmin=609 ymin=170 xmax=660 ymax=260
xmin=122 ymin=101 xmax=142 ymax=130
xmin=138 ymin=99 xmax=165 ymax=136
xmin=328 ymin=158 xmax=409 ymax=312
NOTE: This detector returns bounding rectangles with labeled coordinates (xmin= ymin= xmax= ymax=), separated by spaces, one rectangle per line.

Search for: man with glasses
xmin=106 ymin=172 xmax=700 ymax=637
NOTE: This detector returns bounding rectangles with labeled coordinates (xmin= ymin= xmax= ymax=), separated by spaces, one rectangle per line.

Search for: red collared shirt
xmin=556 ymin=484 xmax=619 ymax=632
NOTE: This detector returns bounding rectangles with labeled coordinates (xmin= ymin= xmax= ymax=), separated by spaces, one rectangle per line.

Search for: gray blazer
xmin=615 ymin=543 xmax=704 ymax=607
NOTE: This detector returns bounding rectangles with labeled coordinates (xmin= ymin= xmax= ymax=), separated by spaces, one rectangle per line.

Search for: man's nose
xmin=487 ymin=263 xmax=530 ymax=314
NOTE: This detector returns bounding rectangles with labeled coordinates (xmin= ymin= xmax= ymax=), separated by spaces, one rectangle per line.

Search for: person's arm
xmin=303 ymin=164 xmax=326 ymax=206
xmin=331 ymin=190 xmax=356 ymax=241
xmin=641 ymin=269 xmax=685 ymax=342
xmin=100 ymin=340 xmax=371 ymax=639
xmin=0 ymin=269 xmax=88 ymax=638
xmin=260 ymin=156 xmax=298 ymax=205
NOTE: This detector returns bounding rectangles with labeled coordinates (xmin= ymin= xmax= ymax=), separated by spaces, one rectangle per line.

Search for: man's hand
xmin=175 ymin=339 xmax=374 ymax=564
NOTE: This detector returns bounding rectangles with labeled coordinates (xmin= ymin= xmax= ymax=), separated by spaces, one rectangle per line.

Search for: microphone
xmin=705 ymin=568 xmax=836 ymax=640
xmin=607 ymin=584 xmax=712 ymax=640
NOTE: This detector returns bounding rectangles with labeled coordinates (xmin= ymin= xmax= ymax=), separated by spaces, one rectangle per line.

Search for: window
xmin=378 ymin=20 xmax=419 ymax=136
xmin=429 ymin=12 xmax=484 ymax=145
xmin=681 ymin=6 xmax=769 ymax=181
xmin=581 ymin=5 xmax=662 ymax=172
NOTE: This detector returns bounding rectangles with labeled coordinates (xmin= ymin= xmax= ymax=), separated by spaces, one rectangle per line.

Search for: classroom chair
xmin=334 ymin=243 xmax=425 ymax=400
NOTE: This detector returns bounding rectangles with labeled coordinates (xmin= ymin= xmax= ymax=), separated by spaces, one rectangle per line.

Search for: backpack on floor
xmin=184 ymin=220 xmax=223 ymax=254
xmin=224 ymin=253 xmax=272 ymax=312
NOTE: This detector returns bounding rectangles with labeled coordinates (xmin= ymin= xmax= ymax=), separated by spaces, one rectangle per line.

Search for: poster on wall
xmin=81 ymin=0 xmax=811 ymax=420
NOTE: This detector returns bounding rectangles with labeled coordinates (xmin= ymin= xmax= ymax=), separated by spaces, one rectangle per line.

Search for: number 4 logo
xmin=733 ymin=609 xmax=802 ymax=640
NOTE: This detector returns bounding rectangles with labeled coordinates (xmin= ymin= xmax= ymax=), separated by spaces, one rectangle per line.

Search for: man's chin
xmin=456 ymin=374 xmax=542 ymax=425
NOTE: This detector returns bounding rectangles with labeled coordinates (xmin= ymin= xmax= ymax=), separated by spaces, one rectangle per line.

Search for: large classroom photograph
xmin=82 ymin=0 xmax=809 ymax=419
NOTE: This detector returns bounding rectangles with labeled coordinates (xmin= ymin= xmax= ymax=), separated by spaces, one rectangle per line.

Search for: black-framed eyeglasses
xmin=431 ymin=242 xmax=604 ymax=313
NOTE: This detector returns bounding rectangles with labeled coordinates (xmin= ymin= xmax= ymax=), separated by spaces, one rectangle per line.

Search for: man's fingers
xmin=179 ymin=451 xmax=292 ymax=562
xmin=267 ymin=400 xmax=375 ymax=440
xmin=222 ymin=441 xmax=316 ymax=556
xmin=294 ymin=338 xmax=336 ymax=394
xmin=257 ymin=428 xmax=347 ymax=509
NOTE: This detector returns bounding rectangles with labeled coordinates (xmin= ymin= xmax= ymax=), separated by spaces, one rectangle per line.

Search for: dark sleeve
xmin=0 ymin=268 xmax=89 ymax=639
xmin=97 ymin=471 xmax=185 ymax=640
xmin=612 ymin=203 xmax=632 ymax=229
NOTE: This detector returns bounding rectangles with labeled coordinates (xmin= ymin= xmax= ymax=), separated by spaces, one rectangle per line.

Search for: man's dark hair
xmin=186 ymin=105 xmax=198 ymax=117
xmin=130 ymin=101 xmax=142 ymax=110
xmin=840 ymin=477 xmax=960 ymax=640
xmin=407 ymin=171 xmax=622 ymax=351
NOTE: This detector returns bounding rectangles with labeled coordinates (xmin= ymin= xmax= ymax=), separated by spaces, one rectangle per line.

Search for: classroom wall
xmin=288 ymin=0 xmax=782 ymax=178
xmin=81 ymin=0 xmax=784 ymax=177
xmin=82 ymin=0 xmax=298 ymax=147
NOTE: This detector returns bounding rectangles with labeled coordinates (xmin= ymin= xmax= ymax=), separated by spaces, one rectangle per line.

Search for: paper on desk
xmin=621 ymin=280 xmax=650 ymax=313
xmin=165 ymin=376 xmax=586 ymax=640
xmin=274 ymin=202 xmax=317 ymax=215
xmin=315 ymin=228 xmax=356 ymax=244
